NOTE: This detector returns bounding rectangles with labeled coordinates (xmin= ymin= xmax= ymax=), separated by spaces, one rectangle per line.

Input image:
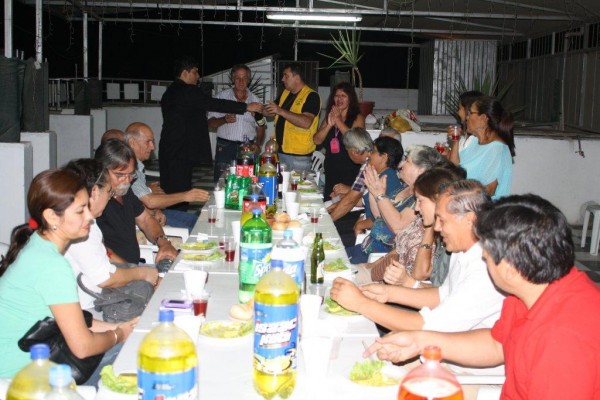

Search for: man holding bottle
xmin=208 ymin=64 xmax=266 ymax=182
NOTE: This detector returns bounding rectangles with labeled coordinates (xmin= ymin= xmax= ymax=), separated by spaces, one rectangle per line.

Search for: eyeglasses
xmin=111 ymin=170 xmax=138 ymax=181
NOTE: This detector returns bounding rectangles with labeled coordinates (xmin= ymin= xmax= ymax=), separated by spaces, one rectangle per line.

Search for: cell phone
xmin=161 ymin=299 xmax=193 ymax=309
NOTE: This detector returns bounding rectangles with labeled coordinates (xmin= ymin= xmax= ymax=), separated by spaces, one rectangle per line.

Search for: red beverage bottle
xmin=398 ymin=346 xmax=463 ymax=400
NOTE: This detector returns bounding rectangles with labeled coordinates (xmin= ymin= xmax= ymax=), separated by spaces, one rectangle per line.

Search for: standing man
xmin=208 ymin=64 xmax=266 ymax=182
xmin=264 ymin=62 xmax=321 ymax=171
xmin=159 ymin=56 xmax=263 ymax=210
xmin=125 ymin=122 xmax=209 ymax=232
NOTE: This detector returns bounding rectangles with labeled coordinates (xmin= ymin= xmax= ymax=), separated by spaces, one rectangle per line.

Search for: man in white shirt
xmin=331 ymin=179 xmax=505 ymax=335
xmin=208 ymin=64 xmax=266 ymax=181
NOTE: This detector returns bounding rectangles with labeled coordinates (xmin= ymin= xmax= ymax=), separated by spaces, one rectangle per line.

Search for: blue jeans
xmin=162 ymin=209 xmax=197 ymax=232
xmin=346 ymin=243 xmax=369 ymax=264
xmin=83 ymin=342 xmax=123 ymax=388
xmin=214 ymin=138 xmax=242 ymax=182
xmin=278 ymin=153 xmax=312 ymax=172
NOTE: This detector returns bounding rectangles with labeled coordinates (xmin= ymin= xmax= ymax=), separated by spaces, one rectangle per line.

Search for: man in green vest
xmin=264 ymin=62 xmax=321 ymax=171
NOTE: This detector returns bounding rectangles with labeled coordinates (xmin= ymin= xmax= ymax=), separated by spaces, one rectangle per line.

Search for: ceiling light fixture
xmin=266 ymin=13 xmax=362 ymax=22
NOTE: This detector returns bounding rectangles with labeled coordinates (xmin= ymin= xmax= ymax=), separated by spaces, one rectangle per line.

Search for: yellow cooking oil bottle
xmin=6 ymin=344 xmax=56 ymax=400
xmin=253 ymin=265 xmax=299 ymax=399
xmin=137 ymin=309 xmax=198 ymax=400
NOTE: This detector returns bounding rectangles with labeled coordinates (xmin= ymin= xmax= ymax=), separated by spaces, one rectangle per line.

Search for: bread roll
xmin=229 ymin=300 xmax=254 ymax=320
xmin=287 ymin=220 xmax=302 ymax=228
xmin=274 ymin=212 xmax=291 ymax=223
xmin=272 ymin=221 xmax=288 ymax=231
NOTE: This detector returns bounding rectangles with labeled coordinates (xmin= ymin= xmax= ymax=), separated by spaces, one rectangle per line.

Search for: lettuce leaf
xmin=100 ymin=365 xmax=137 ymax=394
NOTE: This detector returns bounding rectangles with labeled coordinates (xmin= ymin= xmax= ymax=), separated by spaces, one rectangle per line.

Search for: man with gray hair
xmin=331 ymin=180 xmax=505 ymax=375
xmin=328 ymin=127 xmax=374 ymax=246
xmin=378 ymin=127 xmax=401 ymax=142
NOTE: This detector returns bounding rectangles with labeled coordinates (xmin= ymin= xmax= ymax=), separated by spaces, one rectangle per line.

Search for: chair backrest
xmin=311 ymin=150 xmax=325 ymax=172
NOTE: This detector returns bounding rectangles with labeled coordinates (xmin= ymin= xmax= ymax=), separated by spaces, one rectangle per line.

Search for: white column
xmin=35 ymin=0 xmax=42 ymax=62
xmin=4 ymin=0 xmax=13 ymax=57
xmin=83 ymin=12 xmax=88 ymax=79
xmin=98 ymin=22 xmax=103 ymax=80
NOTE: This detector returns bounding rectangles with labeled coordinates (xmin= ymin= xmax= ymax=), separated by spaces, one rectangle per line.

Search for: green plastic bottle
xmin=239 ymin=209 xmax=272 ymax=303
xmin=137 ymin=310 xmax=198 ymax=400
xmin=253 ymin=266 xmax=299 ymax=399
xmin=6 ymin=344 xmax=56 ymax=400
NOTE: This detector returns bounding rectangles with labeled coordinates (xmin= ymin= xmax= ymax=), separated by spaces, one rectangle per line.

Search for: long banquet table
xmin=105 ymin=189 xmax=501 ymax=400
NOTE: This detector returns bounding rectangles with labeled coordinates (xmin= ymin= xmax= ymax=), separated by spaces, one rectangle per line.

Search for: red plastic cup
xmin=193 ymin=298 xmax=208 ymax=316
xmin=224 ymin=240 xmax=236 ymax=262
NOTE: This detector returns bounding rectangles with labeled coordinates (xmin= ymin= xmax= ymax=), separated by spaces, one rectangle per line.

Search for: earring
xmin=52 ymin=225 xmax=57 ymax=231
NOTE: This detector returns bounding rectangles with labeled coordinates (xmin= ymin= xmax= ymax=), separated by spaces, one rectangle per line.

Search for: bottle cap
xmin=422 ymin=345 xmax=442 ymax=361
xmin=49 ymin=365 xmax=72 ymax=387
xmin=283 ymin=230 xmax=292 ymax=238
xmin=159 ymin=309 xmax=174 ymax=322
xmin=252 ymin=209 xmax=262 ymax=216
xmin=30 ymin=343 xmax=50 ymax=360
xmin=250 ymin=194 xmax=259 ymax=201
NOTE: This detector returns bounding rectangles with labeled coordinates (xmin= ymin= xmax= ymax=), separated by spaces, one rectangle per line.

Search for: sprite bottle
xmin=239 ymin=209 xmax=272 ymax=303
xmin=253 ymin=265 xmax=299 ymax=399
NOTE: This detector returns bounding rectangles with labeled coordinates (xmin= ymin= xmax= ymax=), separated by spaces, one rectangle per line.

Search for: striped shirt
xmin=207 ymin=88 xmax=261 ymax=142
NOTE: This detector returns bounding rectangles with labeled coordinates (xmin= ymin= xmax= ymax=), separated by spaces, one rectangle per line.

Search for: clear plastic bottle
xmin=239 ymin=209 xmax=273 ymax=303
xmin=264 ymin=136 xmax=279 ymax=156
xmin=310 ymin=233 xmax=325 ymax=284
xmin=44 ymin=365 xmax=84 ymax=400
xmin=137 ymin=310 xmax=198 ymax=400
xmin=271 ymin=230 xmax=305 ymax=292
xmin=398 ymin=346 xmax=463 ymax=400
xmin=241 ymin=194 xmax=266 ymax=226
xmin=253 ymin=265 xmax=299 ymax=399
xmin=7 ymin=344 xmax=56 ymax=400
xmin=258 ymin=160 xmax=278 ymax=218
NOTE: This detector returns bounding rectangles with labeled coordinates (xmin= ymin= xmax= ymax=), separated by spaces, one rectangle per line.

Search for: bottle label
xmin=138 ymin=367 xmax=197 ymax=400
xmin=240 ymin=243 xmax=272 ymax=284
xmin=236 ymin=164 xmax=254 ymax=177
xmin=258 ymin=175 xmax=277 ymax=206
xmin=317 ymin=260 xmax=324 ymax=280
xmin=254 ymin=303 xmax=298 ymax=375
xmin=271 ymin=259 xmax=305 ymax=289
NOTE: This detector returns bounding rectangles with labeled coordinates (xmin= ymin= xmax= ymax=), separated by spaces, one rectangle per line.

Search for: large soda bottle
xmin=310 ymin=233 xmax=325 ymax=284
xmin=259 ymin=160 xmax=278 ymax=218
xmin=264 ymin=136 xmax=279 ymax=155
xmin=44 ymin=365 xmax=84 ymax=400
xmin=271 ymin=230 xmax=305 ymax=293
xmin=138 ymin=310 xmax=198 ymax=400
xmin=237 ymin=135 xmax=255 ymax=177
xmin=253 ymin=265 xmax=299 ymax=399
xmin=239 ymin=209 xmax=272 ymax=303
xmin=7 ymin=344 xmax=56 ymax=400
xmin=242 ymin=194 xmax=266 ymax=226
xmin=398 ymin=346 xmax=463 ymax=400
xmin=225 ymin=173 xmax=242 ymax=210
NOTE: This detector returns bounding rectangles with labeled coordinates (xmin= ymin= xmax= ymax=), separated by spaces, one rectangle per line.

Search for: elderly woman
xmin=314 ymin=82 xmax=365 ymax=201
xmin=456 ymin=96 xmax=515 ymax=199
xmin=64 ymin=159 xmax=159 ymax=312
xmin=0 ymin=169 xmax=136 ymax=385
xmin=345 ymin=136 xmax=404 ymax=263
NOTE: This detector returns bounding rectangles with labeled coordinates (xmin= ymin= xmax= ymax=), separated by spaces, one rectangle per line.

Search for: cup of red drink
xmin=434 ymin=142 xmax=446 ymax=154
xmin=192 ymin=291 xmax=210 ymax=317
xmin=449 ymin=124 xmax=462 ymax=141
xmin=310 ymin=208 xmax=320 ymax=224
xmin=223 ymin=240 xmax=236 ymax=262
xmin=208 ymin=206 xmax=217 ymax=223
xmin=290 ymin=178 xmax=299 ymax=191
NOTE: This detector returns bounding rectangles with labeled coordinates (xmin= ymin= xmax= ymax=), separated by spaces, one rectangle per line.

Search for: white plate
xmin=198 ymin=320 xmax=253 ymax=346
xmin=320 ymin=303 xmax=364 ymax=321
xmin=178 ymin=241 xmax=219 ymax=255
xmin=323 ymin=261 xmax=355 ymax=282
xmin=344 ymin=363 xmax=407 ymax=388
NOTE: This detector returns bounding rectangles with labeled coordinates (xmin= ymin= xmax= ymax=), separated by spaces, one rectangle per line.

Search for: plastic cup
xmin=287 ymin=202 xmax=300 ymax=220
xmin=281 ymin=171 xmax=291 ymax=192
xmin=301 ymin=336 xmax=333 ymax=380
xmin=300 ymin=294 xmax=323 ymax=337
xmin=310 ymin=208 xmax=320 ymax=224
xmin=284 ymin=191 xmax=297 ymax=209
xmin=208 ymin=206 xmax=217 ymax=224
xmin=214 ymin=190 xmax=225 ymax=209
xmin=183 ymin=270 xmax=208 ymax=299
xmin=192 ymin=291 xmax=210 ymax=317
xmin=174 ymin=315 xmax=203 ymax=344
xmin=231 ymin=221 xmax=241 ymax=245
xmin=290 ymin=177 xmax=298 ymax=191
xmin=449 ymin=124 xmax=462 ymax=141
xmin=224 ymin=240 xmax=236 ymax=262
xmin=289 ymin=227 xmax=304 ymax=245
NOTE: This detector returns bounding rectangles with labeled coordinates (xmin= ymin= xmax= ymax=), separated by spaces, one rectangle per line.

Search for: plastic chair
xmin=139 ymin=226 xmax=189 ymax=263
xmin=582 ymin=202 xmax=600 ymax=255
xmin=311 ymin=150 xmax=325 ymax=173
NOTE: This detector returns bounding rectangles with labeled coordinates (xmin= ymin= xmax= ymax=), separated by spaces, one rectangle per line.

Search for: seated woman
xmin=64 ymin=159 xmax=159 ymax=312
xmin=447 ymin=90 xmax=484 ymax=165
xmin=346 ymin=136 xmax=403 ymax=263
xmin=313 ymin=82 xmax=365 ymax=201
xmin=0 ymin=169 xmax=136 ymax=385
xmin=370 ymin=166 xmax=467 ymax=287
xmin=459 ymin=96 xmax=515 ymax=199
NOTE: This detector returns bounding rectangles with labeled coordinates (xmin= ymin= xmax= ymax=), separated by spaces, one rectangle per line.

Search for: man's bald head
xmin=101 ymin=129 xmax=125 ymax=143
xmin=125 ymin=122 xmax=155 ymax=162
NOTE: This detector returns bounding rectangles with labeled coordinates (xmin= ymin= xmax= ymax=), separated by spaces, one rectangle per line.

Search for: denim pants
xmin=162 ymin=209 xmax=198 ymax=232
xmin=214 ymin=138 xmax=242 ymax=182
xmin=83 ymin=342 xmax=123 ymax=387
xmin=278 ymin=153 xmax=312 ymax=172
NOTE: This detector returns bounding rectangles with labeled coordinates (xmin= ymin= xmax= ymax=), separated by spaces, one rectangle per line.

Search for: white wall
xmin=49 ymin=115 xmax=93 ymax=167
xmin=105 ymin=106 xmax=164 ymax=155
xmin=20 ymin=131 xmax=57 ymax=176
xmin=317 ymin=87 xmax=419 ymax=117
xmin=91 ymin=108 xmax=107 ymax=150
xmin=0 ymin=143 xmax=33 ymax=244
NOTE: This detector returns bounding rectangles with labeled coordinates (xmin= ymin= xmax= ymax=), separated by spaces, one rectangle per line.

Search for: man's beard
xmin=114 ymin=183 xmax=131 ymax=196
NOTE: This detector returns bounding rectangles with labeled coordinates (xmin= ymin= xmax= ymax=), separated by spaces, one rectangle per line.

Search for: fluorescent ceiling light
xmin=266 ymin=13 xmax=362 ymax=22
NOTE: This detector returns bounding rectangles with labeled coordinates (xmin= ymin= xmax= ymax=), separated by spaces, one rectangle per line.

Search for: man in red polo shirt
xmin=364 ymin=194 xmax=600 ymax=399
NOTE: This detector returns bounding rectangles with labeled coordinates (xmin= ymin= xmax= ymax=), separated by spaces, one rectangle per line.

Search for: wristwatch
xmin=375 ymin=193 xmax=388 ymax=202
xmin=155 ymin=234 xmax=170 ymax=245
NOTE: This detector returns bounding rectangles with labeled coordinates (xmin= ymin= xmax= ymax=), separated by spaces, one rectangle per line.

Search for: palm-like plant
xmin=318 ymin=30 xmax=365 ymax=102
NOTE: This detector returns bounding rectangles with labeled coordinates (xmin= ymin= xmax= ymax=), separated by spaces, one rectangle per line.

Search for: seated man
xmin=365 ymin=194 xmax=600 ymax=399
xmin=331 ymin=180 xmax=505 ymax=374
xmin=125 ymin=122 xmax=209 ymax=232
xmin=328 ymin=127 xmax=373 ymax=247
xmin=95 ymin=139 xmax=178 ymax=264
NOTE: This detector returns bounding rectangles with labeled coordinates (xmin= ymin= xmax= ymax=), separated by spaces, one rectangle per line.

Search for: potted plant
xmin=318 ymin=30 xmax=375 ymax=117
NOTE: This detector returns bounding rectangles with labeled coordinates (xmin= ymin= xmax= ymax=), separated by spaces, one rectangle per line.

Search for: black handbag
xmin=77 ymin=273 xmax=154 ymax=323
xmin=18 ymin=310 xmax=104 ymax=384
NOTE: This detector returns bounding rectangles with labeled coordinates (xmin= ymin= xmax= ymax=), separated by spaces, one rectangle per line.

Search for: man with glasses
xmin=332 ymin=180 xmax=505 ymax=374
xmin=95 ymin=139 xmax=178 ymax=264
xmin=208 ymin=64 xmax=266 ymax=182
xmin=125 ymin=122 xmax=208 ymax=232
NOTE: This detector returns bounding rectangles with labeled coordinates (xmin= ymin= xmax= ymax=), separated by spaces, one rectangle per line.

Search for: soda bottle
xmin=264 ymin=136 xmax=279 ymax=155
xmin=225 ymin=173 xmax=242 ymax=210
xmin=238 ymin=174 xmax=252 ymax=210
xmin=398 ymin=346 xmax=463 ymax=400
xmin=239 ymin=209 xmax=272 ymax=303
xmin=138 ymin=310 xmax=198 ymax=400
xmin=258 ymin=160 xmax=278 ymax=218
xmin=7 ymin=344 xmax=56 ymax=400
xmin=271 ymin=230 xmax=305 ymax=293
xmin=253 ymin=265 xmax=299 ymax=399
xmin=241 ymin=194 xmax=266 ymax=226
xmin=44 ymin=365 xmax=84 ymax=400
xmin=310 ymin=233 xmax=325 ymax=284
